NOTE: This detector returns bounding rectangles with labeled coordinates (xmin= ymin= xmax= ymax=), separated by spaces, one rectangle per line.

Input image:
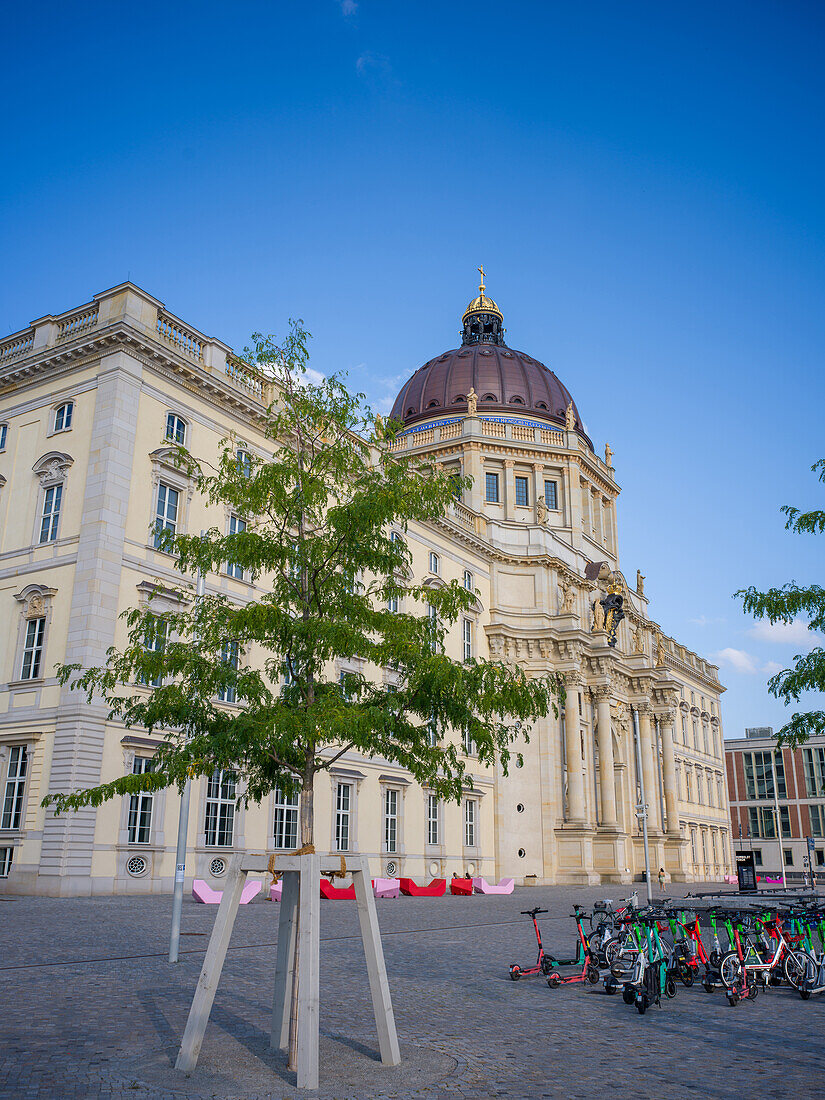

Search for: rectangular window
xmin=463 ymin=570 xmax=473 ymax=591
xmin=803 ymin=747 xmax=825 ymax=798
xmin=141 ymin=616 xmax=167 ymax=687
xmin=154 ymin=482 xmax=179 ymax=549
xmin=217 ymin=641 xmax=239 ymax=703
xmin=464 ymin=799 xmax=477 ymax=847
xmin=204 ymin=769 xmax=236 ymax=846
xmin=39 ymin=484 xmax=62 ymax=543
xmin=426 ymin=603 xmax=438 ymax=652
xmin=426 ymin=717 xmax=438 ymax=747
xmin=226 ymin=515 xmax=247 ymax=580
xmin=462 ymin=618 xmax=473 ymax=661
xmin=384 ymin=788 xmax=398 ymax=854
xmin=515 ymin=476 xmax=529 ymax=507
xmin=784 ymin=848 xmax=793 ymax=866
xmin=0 ymin=424 xmax=6 ymax=450
xmin=463 ymin=728 xmax=476 ymax=756
xmin=544 ymin=479 xmax=558 ymax=510
xmin=780 ymin=804 xmax=792 ymax=838
xmin=335 ymin=782 xmax=351 ymax=852
xmin=2 ymin=746 xmax=28 ymax=830
xmin=744 ymin=751 xmax=786 ymax=800
xmin=273 ymin=786 xmax=299 ymax=849
xmin=817 ymin=849 xmax=825 ymax=867
xmin=236 ymin=449 xmax=252 ymax=477
xmin=485 ymin=472 xmax=500 ymax=503
xmin=0 ymin=848 xmax=12 ymax=877
xmin=686 ymin=770 xmax=693 ymax=801
xmin=703 ymin=725 xmax=709 ymax=754
xmin=429 ymin=551 xmax=439 ymax=574
xmin=127 ymin=757 xmax=155 ymax=844
xmin=748 ymin=805 xmax=777 ymax=839
xmin=810 ymin=804 xmax=825 ymax=838
xmin=387 ymin=594 xmax=399 ymax=613
xmin=54 ymin=402 xmax=73 ymax=432
xmin=20 ymin=618 xmax=45 ymax=680
xmin=427 ymin=793 xmax=439 ymax=846
xmin=165 ymin=413 xmax=187 ymax=445
xmin=753 ymin=849 xmax=763 ymax=867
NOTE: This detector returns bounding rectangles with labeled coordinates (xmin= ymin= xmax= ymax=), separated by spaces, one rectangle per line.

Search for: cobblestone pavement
xmin=1 ymin=883 xmax=823 ymax=1099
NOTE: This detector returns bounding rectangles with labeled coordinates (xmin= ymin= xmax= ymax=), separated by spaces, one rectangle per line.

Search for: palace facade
xmin=0 ymin=280 xmax=733 ymax=895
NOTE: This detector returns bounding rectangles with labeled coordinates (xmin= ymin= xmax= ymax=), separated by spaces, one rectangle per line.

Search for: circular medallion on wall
xmin=429 ymin=861 xmax=440 ymax=877
xmin=385 ymin=860 xmax=397 ymax=876
xmin=127 ymin=855 xmax=148 ymax=877
xmin=517 ymin=848 xmax=526 ymax=859
xmin=210 ymin=857 xmax=227 ymax=876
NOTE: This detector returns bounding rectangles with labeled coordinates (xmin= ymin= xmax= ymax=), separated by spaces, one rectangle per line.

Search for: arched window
xmin=165 ymin=413 xmax=187 ymax=446
xmin=53 ymin=402 xmax=73 ymax=433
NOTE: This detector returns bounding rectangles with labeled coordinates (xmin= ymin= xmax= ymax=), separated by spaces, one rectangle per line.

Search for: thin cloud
xmin=714 ymin=648 xmax=786 ymax=677
xmin=748 ymin=619 xmax=822 ymax=647
xmin=689 ymin=615 xmax=727 ymax=627
xmin=339 ymin=0 xmax=357 ymax=12
xmin=356 ymin=52 xmax=393 ymax=82
xmin=762 ymin=661 xmax=784 ymax=676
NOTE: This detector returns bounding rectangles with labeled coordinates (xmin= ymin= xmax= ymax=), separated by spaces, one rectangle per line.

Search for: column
xmin=658 ymin=710 xmax=680 ymax=836
xmin=637 ymin=704 xmax=661 ymax=832
xmin=503 ymin=459 xmax=515 ymax=521
xmin=595 ymin=686 xmax=617 ymax=828
xmin=532 ymin=462 xmax=544 ymax=519
xmin=465 ymin=442 xmax=483 ymax=512
xmin=565 ymin=679 xmax=586 ymax=824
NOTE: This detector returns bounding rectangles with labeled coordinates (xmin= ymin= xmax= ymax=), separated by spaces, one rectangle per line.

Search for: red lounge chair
xmin=399 ymin=877 xmax=446 ymax=897
xmin=320 ymin=878 xmax=356 ymax=900
xmin=450 ymin=877 xmax=473 ymax=896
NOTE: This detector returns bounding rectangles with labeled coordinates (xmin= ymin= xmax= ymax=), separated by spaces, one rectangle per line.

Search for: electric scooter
xmin=509 ymin=908 xmax=554 ymax=980
xmin=545 ymin=908 xmax=601 ymax=988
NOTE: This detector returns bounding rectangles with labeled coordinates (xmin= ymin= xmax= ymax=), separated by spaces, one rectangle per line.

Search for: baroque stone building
xmin=0 ymin=279 xmax=733 ymax=895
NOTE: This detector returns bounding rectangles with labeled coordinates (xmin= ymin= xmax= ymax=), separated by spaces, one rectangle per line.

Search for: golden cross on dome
xmin=477 ymin=264 xmax=486 ymax=294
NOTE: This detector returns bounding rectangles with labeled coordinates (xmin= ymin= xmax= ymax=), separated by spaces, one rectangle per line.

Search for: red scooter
xmin=546 ymin=908 xmax=601 ymax=987
xmin=509 ymin=908 xmax=555 ymax=980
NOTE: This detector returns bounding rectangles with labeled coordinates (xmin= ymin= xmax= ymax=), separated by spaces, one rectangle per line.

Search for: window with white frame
xmin=544 ymin=479 xmax=558 ymax=510
xmin=810 ymin=804 xmax=825 ymax=838
xmin=463 ymin=569 xmax=473 ymax=591
xmin=127 ymin=757 xmax=155 ymax=844
xmin=428 ymin=551 xmax=440 ymax=574
xmin=685 ymin=769 xmax=693 ymax=801
xmin=335 ymin=782 xmax=352 ymax=851
xmin=154 ymin=482 xmax=179 ymax=549
xmin=462 ymin=617 xmax=473 ymax=661
xmin=464 ymin=798 xmax=477 ymax=847
xmin=2 ymin=746 xmax=28 ymax=830
xmin=226 ymin=514 xmax=247 ymax=579
xmin=0 ymin=847 xmax=12 ymax=877
xmin=204 ymin=769 xmax=236 ymax=846
xmin=53 ymin=402 xmax=73 ymax=432
xmin=140 ymin=616 xmax=167 ymax=687
xmin=165 ymin=413 xmax=187 ymax=446
xmin=0 ymin=424 xmax=7 ymax=451
xmin=39 ymin=484 xmax=63 ymax=543
xmin=463 ymin=728 xmax=476 ymax=756
xmin=803 ymin=747 xmax=825 ymax=798
xmin=217 ymin=641 xmax=239 ymax=703
xmin=387 ymin=593 xmax=399 ymax=613
xmin=21 ymin=618 xmax=45 ymax=680
xmin=236 ymin=448 xmax=252 ymax=477
xmin=273 ymin=786 xmax=299 ymax=849
xmin=426 ymin=716 xmax=438 ymax=747
xmin=427 ymin=793 xmax=439 ymax=845
xmin=384 ymin=788 xmax=398 ymax=853
xmin=515 ymin=475 xmax=529 ymax=507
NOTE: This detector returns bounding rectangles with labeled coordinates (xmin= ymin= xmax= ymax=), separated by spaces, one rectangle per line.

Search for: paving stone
xmin=0 ymin=884 xmax=822 ymax=1098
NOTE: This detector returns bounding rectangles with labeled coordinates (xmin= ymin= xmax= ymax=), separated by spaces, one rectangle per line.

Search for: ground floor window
xmin=272 ymin=786 xmax=299 ymax=850
xmin=0 ymin=847 xmax=12 ymax=877
xmin=2 ymin=746 xmax=28 ymax=830
xmin=753 ymin=848 xmax=763 ymax=866
xmin=383 ymin=788 xmax=398 ymax=853
xmin=784 ymin=848 xmax=794 ymax=866
xmin=464 ymin=798 xmax=477 ymax=848
xmin=335 ymin=782 xmax=352 ymax=852
xmin=127 ymin=757 xmax=155 ymax=844
xmin=204 ymin=769 xmax=236 ymax=846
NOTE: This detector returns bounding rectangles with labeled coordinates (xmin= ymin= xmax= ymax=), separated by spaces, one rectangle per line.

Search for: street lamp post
xmin=631 ymin=706 xmax=653 ymax=903
xmin=169 ymin=554 xmax=205 ymax=964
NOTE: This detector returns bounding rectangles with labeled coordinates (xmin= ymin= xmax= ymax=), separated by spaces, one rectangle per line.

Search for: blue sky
xmin=2 ymin=0 xmax=823 ymax=738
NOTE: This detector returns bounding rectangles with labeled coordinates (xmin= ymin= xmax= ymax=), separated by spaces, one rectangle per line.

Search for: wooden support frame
xmin=175 ymin=852 xmax=400 ymax=1091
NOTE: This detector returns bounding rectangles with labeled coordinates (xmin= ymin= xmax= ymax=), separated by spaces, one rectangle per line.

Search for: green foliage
xmin=735 ymin=459 xmax=825 ymax=747
xmin=44 ymin=322 xmax=560 ymax=837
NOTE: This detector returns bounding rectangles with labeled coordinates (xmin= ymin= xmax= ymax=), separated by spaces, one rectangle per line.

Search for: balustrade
xmin=481 ymin=420 xmax=506 ymax=438
xmin=56 ymin=306 xmax=99 ymax=342
xmin=157 ymin=313 xmax=204 ymax=361
xmin=225 ymin=355 xmax=264 ymax=399
xmin=0 ymin=330 xmax=34 ymax=362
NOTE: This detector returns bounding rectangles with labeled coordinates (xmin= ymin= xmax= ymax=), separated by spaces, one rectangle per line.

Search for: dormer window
xmin=165 ymin=413 xmax=187 ymax=446
xmin=53 ymin=403 xmax=73 ymax=433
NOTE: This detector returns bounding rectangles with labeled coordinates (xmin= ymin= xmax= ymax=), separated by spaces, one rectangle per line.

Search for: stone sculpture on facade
xmin=564 ymin=401 xmax=576 ymax=430
xmin=604 ymin=442 xmax=613 ymax=467
xmin=592 ymin=596 xmax=606 ymax=632
xmin=466 ymin=387 xmax=477 ymax=415
xmin=558 ymin=578 xmax=577 ymax=615
xmin=636 ymin=569 xmax=645 ymax=596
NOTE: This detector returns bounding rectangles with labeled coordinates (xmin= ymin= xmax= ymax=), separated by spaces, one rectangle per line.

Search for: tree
xmin=736 ymin=458 xmax=825 ymax=747
xmin=44 ymin=321 xmax=559 ymax=846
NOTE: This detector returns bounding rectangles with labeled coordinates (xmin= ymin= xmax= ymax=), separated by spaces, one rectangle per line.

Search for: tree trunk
xmin=300 ymin=768 xmax=314 ymax=848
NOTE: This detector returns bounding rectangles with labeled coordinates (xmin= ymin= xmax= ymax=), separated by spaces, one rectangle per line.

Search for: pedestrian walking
xmin=658 ymin=867 xmax=666 ymax=892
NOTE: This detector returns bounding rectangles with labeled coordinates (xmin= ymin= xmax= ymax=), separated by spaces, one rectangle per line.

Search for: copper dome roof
xmin=389 ymin=342 xmax=591 ymax=448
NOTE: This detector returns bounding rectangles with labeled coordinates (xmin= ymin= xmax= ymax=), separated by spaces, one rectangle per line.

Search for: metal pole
xmin=631 ymin=706 xmax=653 ymax=903
xmin=770 ymin=749 xmax=787 ymax=888
xmin=169 ymin=549 xmax=206 ymax=964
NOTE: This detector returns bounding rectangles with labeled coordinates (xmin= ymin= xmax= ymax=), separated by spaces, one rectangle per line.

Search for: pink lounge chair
xmin=399 ymin=877 xmax=446 ymax=897
xmin=192 ymin=879 xmax=262 ymax=905
xmin=450 ymin=877 xmax=473 ymax=896
xmin=269 ymin=881 xmax=283 ymax=901
xmin=372 ymin=877 xmax=400 ymax=898
xmin=472 ymin=876 xmax=515 ymax=895
xmin=320 ymin=878 xmax=356 ymax=900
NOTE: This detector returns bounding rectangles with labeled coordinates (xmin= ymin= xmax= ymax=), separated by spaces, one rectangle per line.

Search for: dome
xmin=389 ymin=275 xmax=591 ymax=448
